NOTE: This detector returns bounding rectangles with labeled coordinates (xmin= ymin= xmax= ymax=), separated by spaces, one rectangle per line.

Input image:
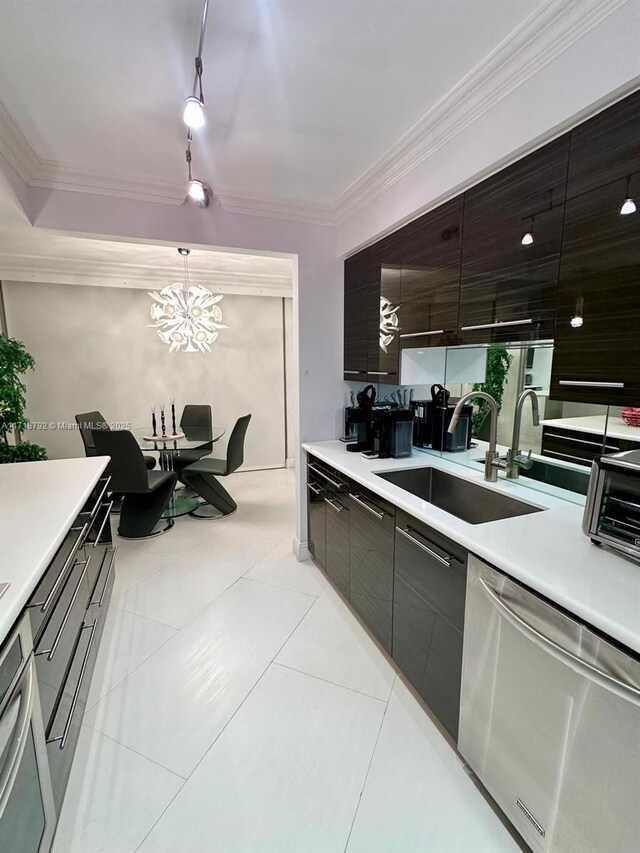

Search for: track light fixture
xmin=620 ymin=175 xmax=636 ymax=215
xmin=182 ymin=0 xmax=211 ymax=206
xmin=570 ymin=296 xmax=584 ymax=328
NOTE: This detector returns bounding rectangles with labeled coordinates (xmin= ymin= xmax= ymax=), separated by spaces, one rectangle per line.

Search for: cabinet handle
xmin=90 ymin=546 xmax=116 ymax=607
xmin=544 ymin=432 xmax=618 ymax=450
xmin=31 ymin=522 xmax=89 ymax=612
xmin=36 ymin=556 xmax=91 ymax=661
xmin=460 ymin=318 xmax=536 ymax=332
xmin=306 ymin=482 xmax=322 ymax=495
xmin=344 ymin=370 xmax=365 ymax=375
xmin=368 ymin=371 xmax=390 ymax=376
xmin=48 ymin=621 xmax=97 ymax=750
xmin=325 ymin=498 xmax=346 ymax=514
xmin=80 ymin=477 xmax=111 ymax=520
xmin=0 ymin=661 xmax=34 ymax=817
xmin=395 ymin=526 xmax=451 ymax=567
xmin=349 ymin=492 xmax=385 ymax=520
xmin=400 ymin=329 xmax=445 ymax=338
xmin=306 ymin=462 xmax=345 ymax=489
xmin=558 ymin=380 xmax=624 ymax=389
xmin=543 ymin=449 xmax=589 ymax=465
xmin=92 ymin=501 xmax=114 ymax=548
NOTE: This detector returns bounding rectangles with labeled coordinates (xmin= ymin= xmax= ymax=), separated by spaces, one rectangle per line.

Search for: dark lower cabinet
xmin=347 ymin=490 xmax=395 ymax=654
xmin=307 ymin=480 xmax=326 ymax=569
xmin=392 ymin=510 xmax=467 ymax=740
xmin=324 ymin=494 xmax=350 ymax=596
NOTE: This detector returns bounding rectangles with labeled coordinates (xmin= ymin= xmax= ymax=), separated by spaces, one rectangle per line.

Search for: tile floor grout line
xmin=78 ymin=722 xmax=188 ymax=781
xmin=343 ymin=673 xmax=398 ymax=853
xmin=272 ymin=661 xmax=389 ymax=705
xmin=133 ymin=589 xmax=316 ymax=853
xmin=112 ymin=602 xmax=181 ymax=632
xmin=239 ymin=574 xmax=321 ymax=598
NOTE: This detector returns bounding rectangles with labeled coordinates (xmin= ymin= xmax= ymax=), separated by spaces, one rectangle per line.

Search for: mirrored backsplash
xmin=344 ymin=341 xmax=640 ymax=506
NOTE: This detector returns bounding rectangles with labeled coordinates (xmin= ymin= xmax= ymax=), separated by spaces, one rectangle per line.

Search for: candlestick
xmin=171 ymin=398 xmax=177 ymax=436
xmin=160 ymin=405 xmax=166 ymax=437
xmin=151 ymin=407 xmax=157 ymax=437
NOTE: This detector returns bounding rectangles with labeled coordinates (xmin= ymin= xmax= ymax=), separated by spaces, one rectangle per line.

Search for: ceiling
xmin=0 ymin=0 xmax=540 ymax=205
xmin=0 ymin=190 xmax=293 ymax=295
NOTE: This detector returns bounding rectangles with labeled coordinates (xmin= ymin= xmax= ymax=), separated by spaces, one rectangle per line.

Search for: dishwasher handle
xmin=478 ymin=578 xmax=640 ymax=705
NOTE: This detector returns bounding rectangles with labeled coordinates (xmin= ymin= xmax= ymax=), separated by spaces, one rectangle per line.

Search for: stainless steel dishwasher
xmin=459 ymin=555 xmax=640 ymax=853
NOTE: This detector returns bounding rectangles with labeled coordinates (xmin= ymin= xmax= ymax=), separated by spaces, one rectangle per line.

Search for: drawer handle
xmin=558 ymin=380 xmax=624 ymax=389
xmin=344 ymin=370 xmax=365 ymax=375
xmin=395 ymin=526 xmax=451 ymax=567
xmin=325 ymin=498 xmax=346 ymax=514
xmin=368 ymin=371 xmax=390 ymax=376
xmin=82 ymin=477 xmax=111 ymax=520
xmin=90 ymin=547 xmax=116 ymax=607
xmin=349 ymin=492 xmax=385 ymax=520
xmin=36 ymin=556 xmax=91 ymax=661
xmin=32 ymin=522 xmax=89 ymax=613
xmin=400 ymin=329 xmax=446 ymax=338
xmin=47 ymin=621 xmax=97 ymax=750
xmin=544 ymin=432 xmax=617 ymax=450
xmin=543 ymin=449 xmax=589 ymax=465
xmin=461 ymin=318 xmax=536 ymax=332
xmin=92 ymin=501 xmax=114 ymax=548
xmin=306 ymin=482 xmax=322 ymax=495
xmin=306 ymin=462 xmax=345 ymax=489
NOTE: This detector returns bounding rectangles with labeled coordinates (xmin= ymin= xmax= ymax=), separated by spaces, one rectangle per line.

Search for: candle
xmin=160 ymin=405 xmax=166 ymax=437
xmin=151 ymin=407 xmax=157 ymax=437
xmin=171 ymin=398 xmax=177 ymax=436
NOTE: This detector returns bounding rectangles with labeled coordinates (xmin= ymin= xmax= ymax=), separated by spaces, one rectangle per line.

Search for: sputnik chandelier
xmin=183 ymin=0 xmax=210 ymax=207
xmin=148 ymin=248 xmax=227 ymax=353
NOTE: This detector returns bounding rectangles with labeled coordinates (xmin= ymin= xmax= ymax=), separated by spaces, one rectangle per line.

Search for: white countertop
xmin=302 ymin=440 xmax=640 ymax=655
xmin=0 ymin=456 xmax=109 ymax=644
xmin=541 ymin=415 xmax=640 ymax=442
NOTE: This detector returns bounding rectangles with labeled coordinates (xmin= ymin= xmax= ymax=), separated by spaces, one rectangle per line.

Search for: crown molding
xmin=333 ymin=0 xmax=631 ymax=224
xmin=0 ymin=253 xmax=293 ymax=297
xmin=0 ymin=0 xmax=631 ymax=228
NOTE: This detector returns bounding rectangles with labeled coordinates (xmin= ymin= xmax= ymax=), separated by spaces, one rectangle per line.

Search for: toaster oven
xmin=583 ymin=449 xmax=640 ymax=561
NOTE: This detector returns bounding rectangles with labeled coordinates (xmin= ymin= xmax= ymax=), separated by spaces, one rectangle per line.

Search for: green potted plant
xmin=0 ymin=334 xmax=47 ymax=463
xmin=471 ymin=347 xmax=513 ymax=438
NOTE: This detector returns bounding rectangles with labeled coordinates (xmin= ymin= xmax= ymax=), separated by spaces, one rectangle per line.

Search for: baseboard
xmin=285 ymin=457 xmax=296 ymax=469
xmin=293 ymin=536 xmax=311 ymax=561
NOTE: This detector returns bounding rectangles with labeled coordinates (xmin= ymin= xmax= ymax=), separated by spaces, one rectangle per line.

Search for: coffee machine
xmin=373 ymin=408 xmax=413 ymax=459
xmin=345 ymin=384 xmax=377 ymax=452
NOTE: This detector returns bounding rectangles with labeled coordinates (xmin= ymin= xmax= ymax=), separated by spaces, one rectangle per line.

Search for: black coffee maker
xmin=345 ymin=385 xmax=377 ymax=452
xmin=428 ymin=385 xmax=473 ymax=452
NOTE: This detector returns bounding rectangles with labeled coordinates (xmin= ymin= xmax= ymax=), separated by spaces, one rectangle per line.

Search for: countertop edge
xmin=0 ymin=456 xmax=110 ymax=645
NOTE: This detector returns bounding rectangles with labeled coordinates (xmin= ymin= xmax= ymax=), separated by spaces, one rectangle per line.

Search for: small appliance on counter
xmin=372 ymin=407 xmax=413 ymax=459
xmin=426 ymin=384 xmax=473 ymax=452
xmin=583 ymin=449 xmax=640 ymax=561
xmin=345 ymin=384 xmax=377 ymax=453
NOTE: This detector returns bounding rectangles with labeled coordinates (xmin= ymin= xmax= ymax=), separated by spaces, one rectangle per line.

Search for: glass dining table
xmin=133 ymin=426 xmax=226 ymax=518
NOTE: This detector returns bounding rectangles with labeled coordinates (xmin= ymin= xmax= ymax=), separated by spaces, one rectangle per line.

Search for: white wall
xmin=4 ymin=281 xmax=287 ymax=470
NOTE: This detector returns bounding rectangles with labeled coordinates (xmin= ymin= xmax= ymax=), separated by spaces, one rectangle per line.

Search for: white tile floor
xmin=54 ymin=468 xmax=520 ymax=853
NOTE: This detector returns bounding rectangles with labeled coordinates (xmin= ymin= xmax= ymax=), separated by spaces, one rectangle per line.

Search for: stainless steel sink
xmin=473 ymin=456 xmax=590 ymax=496
xmin=375 ymin=467 xmax=543 ymax=524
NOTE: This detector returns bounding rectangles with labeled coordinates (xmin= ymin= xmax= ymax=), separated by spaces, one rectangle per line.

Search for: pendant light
xmin=185 ymin=133 xmax=209 ymax=207
xmin=620 ymin=175 xmax=636 ymax=215
xmin=521 ymin=216 xmax=534 ymax=246
xmin=570 ymin=297 xmax=584 ymax=328
xmin=181 ymin=0 xmax=211 ymax=206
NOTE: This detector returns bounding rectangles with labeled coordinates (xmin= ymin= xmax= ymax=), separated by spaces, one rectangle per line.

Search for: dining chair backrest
xmin=92 ymin=429 xmax=150 ymax=493
xmin=225 ymin=414 xmax=252 ymax=476
xmin=75 ymin=411 xmax=109 ymax=456
xmin=180 ymin=404 xmax=212 ymax=434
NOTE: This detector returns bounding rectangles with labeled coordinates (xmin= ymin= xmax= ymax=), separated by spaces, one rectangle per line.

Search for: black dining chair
xmin=172 ymin=404 xmax=214 ymax=477
xmin=179 ymin=414 xmax=251 ymax=518
xmin=93 ymin=430 xmax=177 ymax=538
xmin=76 ymin=411 xmax=156 ymax=470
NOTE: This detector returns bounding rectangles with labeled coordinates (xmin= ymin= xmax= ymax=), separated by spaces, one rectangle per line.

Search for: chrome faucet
xmin=448 ymin=391 xmax=503 ymax=482
xmin=506 ymin=389 xmax=540 ymax=479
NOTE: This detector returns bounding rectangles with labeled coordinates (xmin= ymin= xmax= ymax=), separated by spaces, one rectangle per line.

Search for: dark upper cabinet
xmin=458 ymin=135 xmax=570 ymax=344
xmin=396 ymin=199 xmax=463 ymax=348
xmin=565 ymin=89 xmax=640 ymax=199
xmin=344 ymin=251 xmax=378 ymax=379
xmin=550 ymin=180 xmax=640 ymax=405
xmin=368 ymin=263 xmax=400 ymax=382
